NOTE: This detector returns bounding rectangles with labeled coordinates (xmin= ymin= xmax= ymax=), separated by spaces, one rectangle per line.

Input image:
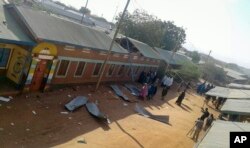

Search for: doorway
xmin=30 ymin=59 xmax=48 ymax=91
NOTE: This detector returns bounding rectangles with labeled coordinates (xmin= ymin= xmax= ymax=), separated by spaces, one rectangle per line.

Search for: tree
xmin=116 ymin=9 xmax=186 ymax=51
xmin=190 ymin=51 xmax=201 ymax=63
xmin=176 ymin=62 xmax=201 ymax=82
xmin=201 ymin=63 xmax=228 ymax=85
xmin=79 ymin=7 xmax=91 ymax=15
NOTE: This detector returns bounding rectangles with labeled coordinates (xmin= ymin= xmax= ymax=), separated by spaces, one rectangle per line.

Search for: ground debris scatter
xmin=0 ymin=83 xmax=219 ymax=148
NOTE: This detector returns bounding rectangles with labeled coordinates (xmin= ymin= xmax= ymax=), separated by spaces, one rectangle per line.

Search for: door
xmin=30 ymin=60 xmax=47 ymax=91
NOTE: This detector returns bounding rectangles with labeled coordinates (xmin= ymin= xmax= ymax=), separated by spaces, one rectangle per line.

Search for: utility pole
xmin=95 ymin=0 xmax=131 ymax=91
xmin=81 ymin=0 xmax=89 ymax=24
xmin=206 ymin=50 xmax=212 ymax=63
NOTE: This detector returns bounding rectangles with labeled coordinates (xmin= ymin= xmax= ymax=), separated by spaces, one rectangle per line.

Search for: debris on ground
xmin=10 ymin=123 xmax=14 ymax=126
xmin=123 ymin=103 xmax=128 ymax=106
xmin=68 ymin=94 xmax=72 ymax=98
xmin=26 ymin=128 xmax=30 ymax=132
xmin=0 ymin=128 xmax=4 ymax=131
xmin=68 ymin=117 xmax=72 ymax=120
xmin=78 ymin=122 xmax=82 ymax=125
xmin=88 ymin=94 xmax=92 ymax=96
xmin=61 ymin=111 xmax=69 ymax=115
xmin=6 ymin=106 xmax=11 ymax=109
xmin=65 ymin=96 xmax=88 ymax=112
xmin=9 ymin=96 xmax=13 ymax=100
xmin=32 ymin=110 xmax=37 ymax=115
xmin=77 ymin=138 xmax=87 ymax=144
xmin=0 ymin=96 xmax=10 ymax=102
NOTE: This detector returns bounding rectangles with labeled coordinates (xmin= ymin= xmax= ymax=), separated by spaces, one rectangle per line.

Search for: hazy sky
xmin=58 ymin=0 xmax=250 ymax=68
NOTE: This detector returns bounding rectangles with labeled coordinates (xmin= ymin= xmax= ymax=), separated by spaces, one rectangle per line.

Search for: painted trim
xmin=74 ymin=61 xmax=87 ymax=78
xmin=55 ymin=60 xmax=71 ymax=78
xmin=58 ymin=56 xmax=158 ymax=67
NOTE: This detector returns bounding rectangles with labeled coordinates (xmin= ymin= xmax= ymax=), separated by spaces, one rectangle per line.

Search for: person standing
xmin=139 ymin=83 xmax=148 ymax=100
xmin=200 ymin=108 xmax=210 ymax=121
xmin=192 ymin=118 xmax=204 ymax=142
xmin=204 ymin=114 xmax=214 ymax=131
xmin=161 ymin=76 xmax=173 ymax=100
xmin=175 ymin=90 xmax=186 ymax=106
xmin=147 ymin=83 xmax=158 ymax=100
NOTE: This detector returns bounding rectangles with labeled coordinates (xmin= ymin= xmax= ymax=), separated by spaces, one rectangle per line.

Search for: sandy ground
xmin=0 ymin=83 xmax=219 ymax=148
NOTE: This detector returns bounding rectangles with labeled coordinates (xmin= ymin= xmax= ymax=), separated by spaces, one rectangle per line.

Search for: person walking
xmin=175 ymin=90 xmax=186 ymax=106
xmin=192 ymin=118 xmax=204 ymax=142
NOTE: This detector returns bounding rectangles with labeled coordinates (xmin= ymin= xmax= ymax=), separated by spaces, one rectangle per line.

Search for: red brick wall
xmin=51 ymin=45 xmax=160 ymax=85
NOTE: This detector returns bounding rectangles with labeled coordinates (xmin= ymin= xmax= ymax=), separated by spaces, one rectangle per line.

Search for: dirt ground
xmin=0 ymin=83 xmax=219 ymax=148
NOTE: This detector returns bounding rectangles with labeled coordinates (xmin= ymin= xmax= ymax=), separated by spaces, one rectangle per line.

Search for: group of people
xmin=138 ymin=71 xmax=158 ymax=85
xmin=138 ymin=71 xmax=159 ymax=100
xmin=138 ymin=72 xmax=175 ymax=101
xmin=191 ymin=108 xmax=214 ymax=142
xmin=197 ymin=82 xmax=215 ymax=95
xmin=205 ymin=95 xmax=227 ymax=110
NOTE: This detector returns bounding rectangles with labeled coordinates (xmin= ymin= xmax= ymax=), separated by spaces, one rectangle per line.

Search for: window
xmin=127 ymin=67 xmax=132 ymax=76
xmin=107 ymin=64 xmax=115 ymax=76
xmin=117 ymin=65 xmax=125 ymax=76
xmin=93 ymin=63 xmax=102 ymax=76
xmin=75 ymin=61 xmax=86 ymax=77
xmin=57 ymin=60 xmax=70 ymax=76
xmin=134 ymin=66 xmax=140 ymax=75
xmin=0 ymin=48 xmax=11 ymax=68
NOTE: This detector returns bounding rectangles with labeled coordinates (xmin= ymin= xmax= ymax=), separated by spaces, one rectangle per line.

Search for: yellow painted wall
xmin=32 ymin=42 xmax=57 ymax=56
xmin=6 ymin=44 xmax=28 ymax=84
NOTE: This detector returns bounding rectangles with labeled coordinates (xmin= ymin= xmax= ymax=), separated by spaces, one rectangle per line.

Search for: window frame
xmin=74 ymin=61 xmax=87 ymax=77
xmin=0 ymin=48 xmax=11 ymax=69
xmin=56 ymin=60 xmax=71 ymax=78
xmin=117 ymin=65 xmax=125 ymax=76
xmin=92 ymin=63 xmax=102 ymax=77
xmin=106 ymin=64 xmax=116 ymax=77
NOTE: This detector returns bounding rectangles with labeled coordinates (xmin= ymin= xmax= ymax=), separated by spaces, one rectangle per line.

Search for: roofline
xmin=0 ymin=38 xmax=35 ymax=46
xmin=40 ymin=38 xmax=128 ymax=54
xmin=5 ymin=4 xmax=39 ymax=42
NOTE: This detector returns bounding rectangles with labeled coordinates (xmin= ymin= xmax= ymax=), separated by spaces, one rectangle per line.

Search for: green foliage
xmin=201 ymin=63 xmax=228 ymax=85
xmin=79 ymin=7 xmax=91 ymax=15
xmin=176 ymin=62 xmax=201 ymax=81
xmin=189 ymin=51 xmax=201 ymax=63
xmin=116 ymin=9 xmax=186 ymax=51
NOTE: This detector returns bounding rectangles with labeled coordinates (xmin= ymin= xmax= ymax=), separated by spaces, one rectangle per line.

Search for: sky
xmin=57 ymin=0 xmax=250 ymax=68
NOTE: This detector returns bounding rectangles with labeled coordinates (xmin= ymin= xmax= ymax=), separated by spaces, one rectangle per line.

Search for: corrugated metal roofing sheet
xmin=196 ymin=120 xmax=250 ymax=148
xmin=206 ymin=86 xmax=250 ymax=99
xmin=221 ymin=99 xmax=250 ymax=115
xmin=154 ymin=47 xmax=191 ymax=65
xmin=0 ymin=2 xmax=34 ymax=45
xmin=228 ymin=83 xmax=250 ymax=90
xmin=127 ymin=38 xmax=162 ymax=60
xmin=13 ymin=5 xmax=128 ymax=53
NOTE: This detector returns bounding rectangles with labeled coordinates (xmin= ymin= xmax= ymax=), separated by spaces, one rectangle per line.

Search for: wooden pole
xmin=95 ymin=0 xmax=130 ymax=91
